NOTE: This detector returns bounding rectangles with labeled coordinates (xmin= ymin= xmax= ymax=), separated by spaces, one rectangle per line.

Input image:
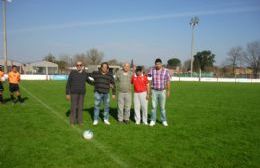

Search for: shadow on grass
xmin=2 ymin=96 xmax=28 ymax=104
xmin=65 ymin=106 xmax=119 ymax=122
xmin=65 ymin=106 xmax=157 ymax=124
xmin=83 ymin=107 xmax=119 ymax=122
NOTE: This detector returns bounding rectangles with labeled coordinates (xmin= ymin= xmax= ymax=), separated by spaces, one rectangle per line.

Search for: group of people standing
xmin=66 ymin=58 xmax=171 ymax=127
xmin=0 ymin=65 xmax=23 ymax=104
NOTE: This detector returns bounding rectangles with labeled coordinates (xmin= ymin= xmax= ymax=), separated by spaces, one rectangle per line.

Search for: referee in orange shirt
xmin=8 ymin=65 xmax=23 ymax=104
xmin=0 ymin=65 xmax=4 ymax=104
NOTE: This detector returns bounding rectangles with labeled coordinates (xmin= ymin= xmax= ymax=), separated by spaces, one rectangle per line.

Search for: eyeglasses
xmin=76 ymin=64 xmax=82 ymax=67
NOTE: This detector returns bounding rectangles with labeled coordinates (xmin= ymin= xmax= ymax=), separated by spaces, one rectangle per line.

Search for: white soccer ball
xmin=83 ymin=130 xmax=93 ymax=140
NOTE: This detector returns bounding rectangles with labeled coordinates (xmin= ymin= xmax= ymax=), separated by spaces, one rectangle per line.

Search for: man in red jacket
xmin=131 ymin=66 xmax=150 ymax=125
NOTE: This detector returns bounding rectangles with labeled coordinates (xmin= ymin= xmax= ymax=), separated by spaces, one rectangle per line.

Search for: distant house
xmin=219 ymin=65 xmax=253 ymax=78
xmin=24 ymin=61 xmax=58 ymax=75
xmin=0 ymin=59 xmax=24 ymax=73
xmin=67 ymin=65 xmax=121 ymax=74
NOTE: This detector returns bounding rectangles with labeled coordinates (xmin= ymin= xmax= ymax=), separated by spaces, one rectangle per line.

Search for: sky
xmin=0 ymin=0 xmax=260 ymax=66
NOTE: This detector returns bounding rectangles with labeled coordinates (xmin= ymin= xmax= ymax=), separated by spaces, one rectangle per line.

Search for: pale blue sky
xmin=1 ymin=0 xmax=260 ymax=66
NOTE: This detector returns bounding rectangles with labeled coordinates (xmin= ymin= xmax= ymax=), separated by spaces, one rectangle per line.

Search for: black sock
xmin=18 ymin=95 xmax=23 ymax=102
xmin=10 ymin=95 xmax=15 ymax=102
xmin=0 ymin=95 xmax=3 ymax=102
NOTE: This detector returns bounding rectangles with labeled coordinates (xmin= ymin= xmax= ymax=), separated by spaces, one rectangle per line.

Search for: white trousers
xmin=134 ymin=92 xmax=148 ymax=123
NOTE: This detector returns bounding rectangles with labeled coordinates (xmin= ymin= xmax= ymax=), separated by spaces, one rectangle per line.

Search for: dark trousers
xmin=70 ymin=94 xmax=85 ymax=125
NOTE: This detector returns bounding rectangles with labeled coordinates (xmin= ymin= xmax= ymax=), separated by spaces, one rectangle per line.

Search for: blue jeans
xmin=94 ymin=92 xmax=110 ymax=121
xmin=151 ymin=89 xmax=167 ymax=122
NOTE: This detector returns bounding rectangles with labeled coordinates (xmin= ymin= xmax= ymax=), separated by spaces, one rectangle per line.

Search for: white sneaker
xmin=149 ymin=120 xmax=155 ymax=126
xmin=104 ymin=120 xmax=110 ymax=125
xmin=93 ymin=120 xmax=98 ymax=125
xmin=143 ymin=122 xmax=148 ymax=125
xmin=135 ymin=122 xmax=140 ymax=125
xmin=162 ymin=121 xmax=168 ymax=127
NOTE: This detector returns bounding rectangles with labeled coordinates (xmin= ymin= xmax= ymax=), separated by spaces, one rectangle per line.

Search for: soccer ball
xmin=83 ymin=130 xmax=93 ymax=140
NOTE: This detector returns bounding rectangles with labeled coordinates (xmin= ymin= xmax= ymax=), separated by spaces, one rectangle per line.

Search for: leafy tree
xmin=167 ymin=58 xmax=181 ymax=68
xmin=193 ymin=50 xmax=215 ymax=72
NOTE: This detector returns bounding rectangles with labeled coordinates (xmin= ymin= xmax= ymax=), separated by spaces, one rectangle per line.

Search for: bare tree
xmin=227 ymin=46 xmax=244 ymax=76
xmin=107 ymin=59 xmax=121 ymax=65
xmin=43 ymin=53 xmax=56 ymax=63
xmin=182 ymin=59 xmax=191 ymax=72
xmin=244 ymin=41 xmax=260 ymax=78
xmin=86 ymin=48 xmax=104 ymax=65
xmin=73 ymin=53 xmax=88 ymax=65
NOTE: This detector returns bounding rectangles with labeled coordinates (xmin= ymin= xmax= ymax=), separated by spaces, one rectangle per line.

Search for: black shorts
xmin=0 ymin=82 xmax=3 ymax=92
xmin=9 ymin=83 xmax=20 ymax=92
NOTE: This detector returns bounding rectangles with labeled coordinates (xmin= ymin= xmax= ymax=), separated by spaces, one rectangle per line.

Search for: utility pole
xmin=2 ymin=0 xmax=8 ymax=73
xmin=190 ymin=16 xmax=199 ymax=77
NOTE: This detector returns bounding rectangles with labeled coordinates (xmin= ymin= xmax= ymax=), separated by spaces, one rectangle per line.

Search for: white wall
xmin=171 ymin=77 xmax=260 ymax=83
xmin=3 ymin=75 xmax=260 ymax=83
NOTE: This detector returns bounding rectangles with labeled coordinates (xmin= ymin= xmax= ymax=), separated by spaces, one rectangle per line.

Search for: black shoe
xmin=118 ymin=121 xmax=124 ymax=124
xmin=124 ymin=120 xmax=130 ymax=124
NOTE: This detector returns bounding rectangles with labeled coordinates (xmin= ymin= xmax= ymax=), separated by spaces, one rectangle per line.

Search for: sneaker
xmin=162 ymin=121 xmax=168 ymax=127
xmin=143 ymin=122 xmax=148 ymax=125
xmin=93 ymin=120 xmax=98 ymax=125
xmin=149 ymin=120 xmax=155 ymax=126
xmin=124 ymin=120 xmax=129 ymax=124
xmin=118 ymin=120 xmax=124 ymax=124
xmin=135 ymin=122 xmax=140 ymax=125
xmin=104 ymin=120 xmax=110 ymax=125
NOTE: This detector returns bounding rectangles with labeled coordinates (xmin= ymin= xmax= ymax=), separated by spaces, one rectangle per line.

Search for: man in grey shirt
xmin=115 ymin=63 xmax=132 ymax=124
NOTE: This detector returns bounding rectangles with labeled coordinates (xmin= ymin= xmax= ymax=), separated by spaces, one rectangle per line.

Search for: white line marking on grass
xmin=21 ymin=85 xmax=128 ymax=168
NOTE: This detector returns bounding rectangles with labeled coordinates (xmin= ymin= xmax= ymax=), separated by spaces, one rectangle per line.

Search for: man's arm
xmin=18 ymin=73 xmax=21 ymax=83
xmin=86 ymin=72 xmax=94 ymax=85
xmin=110 ymin=75 xmax=116 ymax=98
xmin=146 ymin=82 xmax=150 ymax=100
xmin=166 ymin=80 xmax=170 ymax=97
xmin=65 ymin=72 xmax=72 ymax=99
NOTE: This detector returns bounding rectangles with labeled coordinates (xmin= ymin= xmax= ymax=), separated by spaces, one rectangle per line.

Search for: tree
xmin=59 ymin=55 xmax=72 ymax=67
xmin=73 ymin=53 xmax=88 ymax=65
xmin=107 ymin=59 xmax=121 ymax=65
xmin=43 ymin=53 xmax=56 ymax=63
xmin=227 ymin=46 xmax=244 ymax=76
xmin=56 ymin=60 xmax=68 ymax=74
xmin=86 ymin=48 xmax=104 ymax=65
xmin=244 ymin=41 xmax=260 ymax=78
xmin=183 ymin=59 xmax=191 ymax=72
xmin=167 ymin=58 xmax=181 ymax=68
xmin=56 ymin=55 xmax=70 ymax=73
xmin=193 ymin=50 xmax=215 ymax=72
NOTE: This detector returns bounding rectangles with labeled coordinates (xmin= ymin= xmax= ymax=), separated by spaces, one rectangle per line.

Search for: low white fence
xmin=171 ymin=77 xmax=260 ymax=83
xmin=2 ymin=75 xmax=260 ymax=83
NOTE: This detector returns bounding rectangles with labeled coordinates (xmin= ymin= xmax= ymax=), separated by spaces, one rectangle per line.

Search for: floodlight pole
xmin=190 ymin=16 xmax=199 ymax=77
xmin=2 ymin=0 xmax=9 ymax=73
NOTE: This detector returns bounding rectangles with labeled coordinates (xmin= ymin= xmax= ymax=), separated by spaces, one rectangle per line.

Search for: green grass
xmin=0 ymin=81 xmax=259 ymax=168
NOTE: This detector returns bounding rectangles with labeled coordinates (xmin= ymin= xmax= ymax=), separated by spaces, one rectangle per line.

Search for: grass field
xmin=0 ymin=81 xmax=259 ymax=168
